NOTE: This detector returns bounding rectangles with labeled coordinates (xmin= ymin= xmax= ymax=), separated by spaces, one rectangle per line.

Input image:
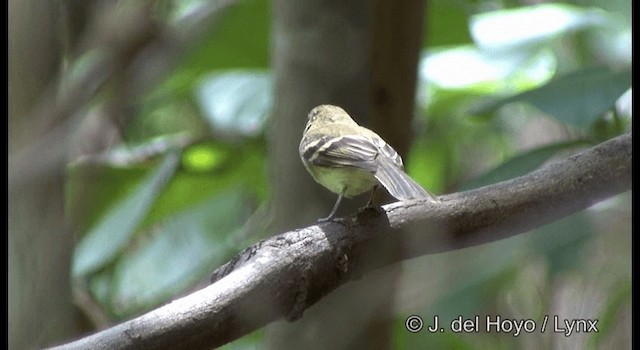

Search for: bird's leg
xmin=364 ymin=185 xmax=379 ymax=209
xmin=318 ymin=188 xmax=346 ymax=222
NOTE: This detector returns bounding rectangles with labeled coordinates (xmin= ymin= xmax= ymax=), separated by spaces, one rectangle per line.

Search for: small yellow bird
xmin=299 ymin=104 xmax=437 ymax=221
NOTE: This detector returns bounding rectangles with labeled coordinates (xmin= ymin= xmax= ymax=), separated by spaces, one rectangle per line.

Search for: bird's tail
xmin=374 ymin=157 xmax=438 ymax=202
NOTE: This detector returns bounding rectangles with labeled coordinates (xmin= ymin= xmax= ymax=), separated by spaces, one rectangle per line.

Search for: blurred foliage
xmin=68 ymin=0 xmax=272 ymax=320
xmin=65 ymin=0 xmax=630 ymax=348
xmin=470 ymin=65 xmax=631 ymax=129
xmin=398 ymin=0 xmax=631 ymax=349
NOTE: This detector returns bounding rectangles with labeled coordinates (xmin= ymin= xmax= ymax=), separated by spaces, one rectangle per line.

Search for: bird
xmin=299 ymin=104 xmax=438 ymax=221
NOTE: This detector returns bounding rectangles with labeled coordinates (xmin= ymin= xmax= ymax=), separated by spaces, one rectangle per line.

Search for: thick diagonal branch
xmin=50 ymin=133 xmax=631 ymax=350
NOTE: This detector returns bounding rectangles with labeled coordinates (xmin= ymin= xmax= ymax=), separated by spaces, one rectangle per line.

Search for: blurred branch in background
xmin=9 ymin=0 xmax=237 ymax=189
xmin=48 ymin=133 xmax=630 ymax=350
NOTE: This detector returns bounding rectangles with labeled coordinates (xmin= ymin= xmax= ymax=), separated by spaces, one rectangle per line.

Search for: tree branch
xmin=49 ymin=133 xmax=631 ymax=350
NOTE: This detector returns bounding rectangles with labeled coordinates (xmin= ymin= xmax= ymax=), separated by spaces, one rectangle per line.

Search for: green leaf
xmin=181 ymin=142 xmax=230 ymax=172
xmin=425 ymin=0 xmax=472 ymax=47
xmin=470 ymin=3 xmax=608 ymax=52
xmin=460 ymin=140 xmax=587 ymax=191
xmin=195 ymin=70 xmax=273 ymax=137
xmin=151 ymin=0 xmax=271 ymax=100
xmin=88 ymin=272 xmax=113 ymax=311
xmin=419 ymin=46 xmax=555 ymax=90
xmin=141 ymin=141 xmax=267 ymax=228
xmin=187 ymin=0 xmax=270 ymax=69
xmin=470 ymin=66 xmax=632 ymax=129
xmin=66 ymin=164 xmax=147 ymax=235
xmin=110 ymin=189 xmax=251 ymax=315
xmin=407 ymin=138 xmax=449 ymax=195
xmin=72 ymin=153 xmax=180 ymax=277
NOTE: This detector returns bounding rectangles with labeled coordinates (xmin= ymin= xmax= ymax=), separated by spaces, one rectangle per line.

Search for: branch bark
xmin=49 ymin=133 xmax=631 ymax=350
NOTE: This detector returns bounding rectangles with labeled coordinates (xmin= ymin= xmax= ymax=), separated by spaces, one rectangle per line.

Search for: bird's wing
xmin=303 ymin=135 xmax=379 ymax=171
